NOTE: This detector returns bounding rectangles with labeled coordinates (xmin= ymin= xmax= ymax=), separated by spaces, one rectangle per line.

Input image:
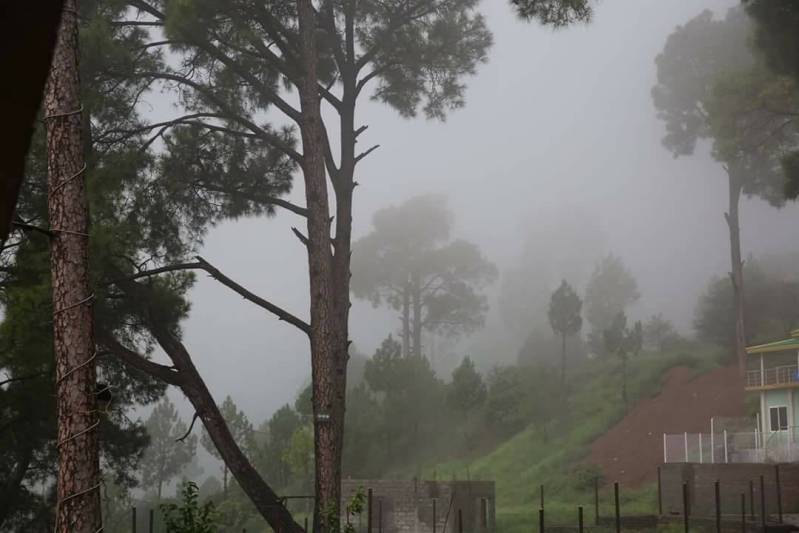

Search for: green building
xmin=747 ymin=329 xmax=799 ymax=443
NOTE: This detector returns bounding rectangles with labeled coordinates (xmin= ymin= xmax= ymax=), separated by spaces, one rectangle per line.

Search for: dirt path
xmin=589 ymin=364 xmax=746 ymax=487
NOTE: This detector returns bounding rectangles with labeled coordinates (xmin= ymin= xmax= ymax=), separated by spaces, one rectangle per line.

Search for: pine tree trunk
xmin=560 ymin=333 xmax=567 ymax=391
xmin=411 ymin=271 xmax=422 ymax=358
xmin=402 ymin=278 xmax=411 ymax=357
xmin=296 ymin=1 xmax=347 ymax=530
xmin=45 ymin=2 xmax=103 ymax=531
xmin=725 ymin=172 xmax=747 ymax=376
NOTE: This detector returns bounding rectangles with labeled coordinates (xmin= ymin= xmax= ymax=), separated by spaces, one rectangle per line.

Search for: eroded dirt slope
xmin=589 ymin=364 xmax=746 ymax=487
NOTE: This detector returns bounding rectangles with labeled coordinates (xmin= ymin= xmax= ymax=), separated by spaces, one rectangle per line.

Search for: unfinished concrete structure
xmin=341 ymin=479 xmax=496 ymax=533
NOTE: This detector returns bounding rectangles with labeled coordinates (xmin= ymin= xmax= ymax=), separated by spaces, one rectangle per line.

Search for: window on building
xmin=770 ymin=406 xmax=788 ymax=431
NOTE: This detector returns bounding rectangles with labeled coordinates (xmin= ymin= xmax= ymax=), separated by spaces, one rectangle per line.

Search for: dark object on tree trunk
xmin=0 ymin=1 xmax=64 ymax=238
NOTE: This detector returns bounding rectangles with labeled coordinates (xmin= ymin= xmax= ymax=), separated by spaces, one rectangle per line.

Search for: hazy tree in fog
xmin=584 ymin=254 xmax=639 ymax=356
xmin=44 ymin=1 xmax=104 ymax=530
xmin=484 ymin=363 xmax=559 ymax=440
xmin=201 ymin=396 xmax=254 ymax=498
xmin=448 ymin=357 xmax=487 ymax=414
xmin=255 ymin=405 xmax=302 ymax=490
xmin=744 ymin=1 xmax=799 ymax=198
xmin=282 ymin=425 xmax=314 ymax=492
xmin=643 ymin=314 xmax=679 ymax=354
xmin=603 ymin=312 xmax=641 ymax=408
xmin=363 ymin=335 xmax=442 ymax=462
xmin=547 ymin=280 xmax=583 ymax=389
xmin=352 ymin=196 xmax=497 ymax=358
xmin=499 ymin=209 xmax=605 ymax=361
xmin=695 ymin=260 xmax=799 ymax=347
xmin=141 ymin=398 xmax=197 ymax=500
xmin=652 ymin=7 xmax=798 ymax=375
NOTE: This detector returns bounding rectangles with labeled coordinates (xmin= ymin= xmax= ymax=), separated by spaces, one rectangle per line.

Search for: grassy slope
xmin=426 ymin=345 xmax=724 ymax=532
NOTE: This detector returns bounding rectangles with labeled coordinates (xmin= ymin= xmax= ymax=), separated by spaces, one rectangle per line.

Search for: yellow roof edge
xmin=747 ymin=337 xmax=799 ymax=355
xmin=746 ymin=344 xmax=798 ymax=355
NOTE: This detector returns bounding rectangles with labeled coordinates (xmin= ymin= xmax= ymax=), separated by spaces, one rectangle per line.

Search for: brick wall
xmin=341 ymin=479 xmax=495 ymax=533
xmin=660 ymin=463 xmax=799 ymax=518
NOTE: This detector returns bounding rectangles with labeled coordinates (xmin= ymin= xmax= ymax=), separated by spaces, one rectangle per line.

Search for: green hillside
xmin=426 ymin=347 xmax=723 ymax=532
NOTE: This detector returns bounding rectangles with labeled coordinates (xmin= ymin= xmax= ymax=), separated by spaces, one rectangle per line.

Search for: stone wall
xmin=341 ymin=479 xmax=495 ymax=533
xmin=660 ymin=463 xmax=799 ymax=518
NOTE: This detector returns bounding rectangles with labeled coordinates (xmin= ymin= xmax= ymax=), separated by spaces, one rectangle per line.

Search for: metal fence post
xmin=614 ymin=482 xmax=620 ymax=533
xmin=538 ymin=508 xmax=544 ymax=533
xmin=148 ymin=508 xmax=154 ymax=533
xmin=368 ymin=489 xmax=373 ymax=533
xmin=540 ymin=484 xmax=544 ymax=511
xmin=760 ymin=475 xmax=766 ymax=530
xmin=776 ymin=464 xmax=783 ymax=524
xmin=594 ymin=477 xmax=599 ymax=525
xmin=458 ymin=509 xmax=463 ymax=533
xmin=713 ymin=479 xmax=721 ymax=533
xmin=433 ymin=498 xmax=437 ymax=533
xmin=379 ymin=499 xmax=383 ymax=533
xmin=578 ymin=506 xmax=584 ymax=533
xmin=657 ymin=466 xmax=662 ymax=516
xmin=304 ymin=517 xmax=308 ymax=532
xmin=682 ymin=482 xmax=689 ymax=533
xmin=132 ymin=507 xmax=137 ymax=533
xmin=750 ymin=480 xmax=755 ymax=520
xmin=741 ymin=493 xmax=746 ymax=533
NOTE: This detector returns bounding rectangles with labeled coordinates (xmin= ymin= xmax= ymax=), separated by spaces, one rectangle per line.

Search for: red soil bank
xmin=588 ymin=364 xmax=746 ymax=487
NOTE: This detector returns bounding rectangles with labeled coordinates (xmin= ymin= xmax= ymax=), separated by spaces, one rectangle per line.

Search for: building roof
xmin=747 ymin=330 xmax=799 ymax=355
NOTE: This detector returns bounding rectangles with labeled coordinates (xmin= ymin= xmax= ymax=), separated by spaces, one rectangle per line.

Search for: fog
xmin=160 ymin=0 xmax=799 ymax=422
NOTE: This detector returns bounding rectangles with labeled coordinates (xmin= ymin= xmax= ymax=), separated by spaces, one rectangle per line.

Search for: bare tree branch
xmin=291 ymin=227 xmax=309 ymax=247
xmin=354 ymin=144 xmax=380 ymax=163
xmin=114 ymin=258 xmax=311 ymax=336
xmin=176 ymin=412 xmax=199 ymax=442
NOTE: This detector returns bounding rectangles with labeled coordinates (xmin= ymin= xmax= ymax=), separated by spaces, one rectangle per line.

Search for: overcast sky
xmin=151 ymin=0 xmax=799 ymax=425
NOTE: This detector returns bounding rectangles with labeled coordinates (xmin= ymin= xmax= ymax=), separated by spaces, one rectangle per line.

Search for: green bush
xmin=160 ymin=481 xmax=218 ymax=533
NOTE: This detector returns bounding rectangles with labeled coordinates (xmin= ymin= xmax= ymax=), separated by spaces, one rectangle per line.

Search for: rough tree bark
xmin=45 ymin=1 xmax=103 ymax=531
xmin=725 ymin=171 xmax=747 ymax=376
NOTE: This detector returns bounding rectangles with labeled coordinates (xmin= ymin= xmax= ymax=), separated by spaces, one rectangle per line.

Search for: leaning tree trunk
xmin=297 ymin=1 xmax=348 ymax=530
xmin=45 ymin=2 xmax=103 ymax=531
xmin=725 ymin=172 xmax=747 ymax=376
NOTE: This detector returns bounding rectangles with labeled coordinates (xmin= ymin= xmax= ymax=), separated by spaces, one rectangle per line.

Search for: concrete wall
xmin=341 ymin=479 xmax=495 ymax=533
xmin=660 ymin=463 xmax=799 ymax=518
